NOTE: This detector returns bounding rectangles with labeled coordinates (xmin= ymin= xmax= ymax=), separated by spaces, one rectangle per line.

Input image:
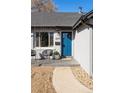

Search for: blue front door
xmin=61 ymin=32 xmax=72 ymax=57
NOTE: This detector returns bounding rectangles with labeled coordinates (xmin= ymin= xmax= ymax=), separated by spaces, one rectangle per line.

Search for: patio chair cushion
xmin=42 ymin=49 xmax=53 ymax=58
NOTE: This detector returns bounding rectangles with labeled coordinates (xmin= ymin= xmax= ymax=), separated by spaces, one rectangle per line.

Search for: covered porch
xmin=31 ymin=27 xmax=74 ymax=59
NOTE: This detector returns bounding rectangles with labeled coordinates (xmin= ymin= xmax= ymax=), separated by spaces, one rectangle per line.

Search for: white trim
xmin=72 ymin=30 xmax=74 ymax=57
xmin=39 ymin=32 xmax=40 ymax=47
xmin=60 ymin=32 xmax=62 ymax=55
xmin=34 ymin=47 xmax=55 ymax=50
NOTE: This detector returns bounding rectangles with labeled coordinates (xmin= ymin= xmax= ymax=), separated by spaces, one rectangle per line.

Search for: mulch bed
xmin=71 ymin=66 xmax=93 ymax=89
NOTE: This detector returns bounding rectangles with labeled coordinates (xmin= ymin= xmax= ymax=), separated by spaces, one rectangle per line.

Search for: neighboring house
xmin=31 ymin=10 xmax=93 ymax=75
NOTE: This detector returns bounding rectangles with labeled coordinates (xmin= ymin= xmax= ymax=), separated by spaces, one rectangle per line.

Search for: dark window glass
xmin=35 ymin=32 xmax=54 ymax=47
xmin=50 ymin=32 xmax=54 ymax=46
xmin=40 ymin=32 xmax=48 ymax=47
xmin=36 ymin=32 xmax=39 ymax=47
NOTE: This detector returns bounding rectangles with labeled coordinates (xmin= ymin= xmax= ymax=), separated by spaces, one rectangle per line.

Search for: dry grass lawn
xmin=31 ymin=66 xmax=56 ymax=93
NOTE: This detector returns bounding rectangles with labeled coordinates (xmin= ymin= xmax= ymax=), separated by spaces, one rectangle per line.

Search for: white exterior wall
xmin=74 ymin=26 xmax=93 ymax=76
xmin=31 ymin=33 xmax=33 ymax=49
xmin=54 ymin=32 xmax=61 ymax=54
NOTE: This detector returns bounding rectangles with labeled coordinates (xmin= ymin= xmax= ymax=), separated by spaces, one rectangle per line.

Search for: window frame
xmin=35 ymin=32 xmax=54 ymax=47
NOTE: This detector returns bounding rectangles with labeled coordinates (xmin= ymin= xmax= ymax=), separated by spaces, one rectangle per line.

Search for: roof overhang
xmin=31 ymin=26 xmax=73 ymax=32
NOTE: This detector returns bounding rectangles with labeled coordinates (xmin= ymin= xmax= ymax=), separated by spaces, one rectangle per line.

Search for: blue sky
xmin=53 ymin=0 xmax=93 ymax=12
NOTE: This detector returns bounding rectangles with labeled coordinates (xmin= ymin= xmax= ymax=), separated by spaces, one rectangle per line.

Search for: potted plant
xmin=52 ymin=49 xmax=60 ymax=60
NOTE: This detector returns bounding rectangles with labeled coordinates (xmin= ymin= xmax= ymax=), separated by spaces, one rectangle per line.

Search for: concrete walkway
xmin=53 ymin=67 xmax=92 ymax=93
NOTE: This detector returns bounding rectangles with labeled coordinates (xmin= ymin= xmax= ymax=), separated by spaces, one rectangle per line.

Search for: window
xmin=50 ymin=32 xmax=54 ymax=46
xmin=35 ymin=32 xmax=54 ymax=47
xmin=36 ymin=32 xmax=39 ymax=47
xmin=40 ymin=32 xmax=48 ymax=47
